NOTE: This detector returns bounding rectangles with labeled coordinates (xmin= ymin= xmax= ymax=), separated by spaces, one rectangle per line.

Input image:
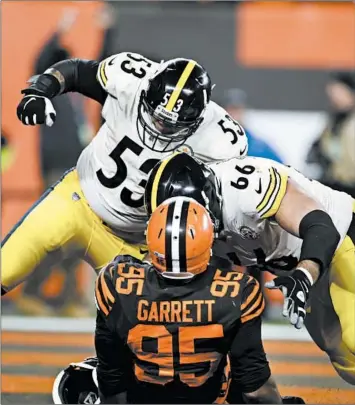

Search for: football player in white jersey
xmin=144 ymin=152 xmax=355 ymax=385
xmin=1 ymin=53 xmax=248 ymax=296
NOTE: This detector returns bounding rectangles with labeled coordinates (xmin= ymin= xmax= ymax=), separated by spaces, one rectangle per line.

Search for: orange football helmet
xmin=146 ymin=196 xmax=214 ymax=279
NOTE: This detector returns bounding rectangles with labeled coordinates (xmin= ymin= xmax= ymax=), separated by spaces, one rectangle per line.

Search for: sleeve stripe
xmin=100 ymin=271 xmax=115 ymax=307
xmin=95 ymin=277 xmax=109 ymax=316
xmin=258 ymin=168 xmax=280 ymax=217
xmin=256 ymin=168 xmax=276 ymax=214
xmin=241 ymin=278 xmax=260 ymax=311
xmin=241 ymin=297 xmax=265 ymax=323
xmin=97 ymin=60 xmax=108 ymax=87
xmin=257 ymin=167 xmax=288 ymax=218
xmin=242 ymin=290 xmax=263 ymax=317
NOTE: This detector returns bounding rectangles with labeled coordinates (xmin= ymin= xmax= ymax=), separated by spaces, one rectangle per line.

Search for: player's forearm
xmin=297 ymin=210 xmax=340 ymax=283
xmin=275 ymin=181 xmax=340 ymax=283
xmin=23 ymin=59 xmax=107 ymax=105
xmin=296 ymin=259 xmax=320 ymax=284
xmin=243 ymin=376 xmax=282 ymax=404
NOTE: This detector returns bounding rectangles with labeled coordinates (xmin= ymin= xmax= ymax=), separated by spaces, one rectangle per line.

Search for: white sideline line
xmin=1 ymin=316 xmax=312 ymax=341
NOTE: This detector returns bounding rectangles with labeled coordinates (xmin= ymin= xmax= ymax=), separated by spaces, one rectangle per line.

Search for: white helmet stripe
xmin=170 ymin=197 xmax=184 ymax=273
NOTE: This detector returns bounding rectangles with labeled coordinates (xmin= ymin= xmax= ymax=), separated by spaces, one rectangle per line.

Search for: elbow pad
xmin=299 ymin=209 xmax=340 ymax=275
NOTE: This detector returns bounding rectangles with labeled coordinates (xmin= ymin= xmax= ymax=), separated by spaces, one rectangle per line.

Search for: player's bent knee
xmin=331 ymin=357 xmax=355 ymax=386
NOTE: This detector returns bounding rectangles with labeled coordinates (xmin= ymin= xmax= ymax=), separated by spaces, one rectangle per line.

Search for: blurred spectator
xmin=306 ymin=72 xmax=355 ymax=197
xmin=1 ymin=130 xmax=15 ymax=174
xmin=223 ymin=88 xmax=283 ymax=163
xmin=1 ymin=130 xmax=15 ymax=215
xmin=15 ymin=5 xmax=118 ymax=318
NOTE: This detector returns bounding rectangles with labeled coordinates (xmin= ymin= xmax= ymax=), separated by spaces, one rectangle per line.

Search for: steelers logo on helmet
xmin=137 ymin=58 xmax=212 ymax=153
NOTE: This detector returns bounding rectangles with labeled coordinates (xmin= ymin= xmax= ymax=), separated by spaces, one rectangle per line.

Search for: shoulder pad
xmin=97 ymin=52 xmax=157 ymax=98
xmin=219 ymin=157 xmax=288 ymax=219
xmin=192 ymin=103 xmax=248 ymax=162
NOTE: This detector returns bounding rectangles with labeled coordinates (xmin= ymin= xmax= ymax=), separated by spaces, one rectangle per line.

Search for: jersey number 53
xmin=96 ymin=136 xmax=159 ymax=208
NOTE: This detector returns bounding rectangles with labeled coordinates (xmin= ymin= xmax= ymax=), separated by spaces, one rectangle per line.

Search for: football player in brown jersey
xmin=93 ymin=196 xmax=283 ymax=404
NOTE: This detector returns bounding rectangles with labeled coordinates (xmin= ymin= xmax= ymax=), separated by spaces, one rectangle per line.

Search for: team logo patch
xmin=174 ymin=145 xmax=194 ymax=155
xmin=238 ymin=226 xmax=260 ymax=240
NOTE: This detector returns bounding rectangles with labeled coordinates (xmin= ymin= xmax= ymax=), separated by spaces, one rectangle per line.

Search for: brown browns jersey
xmin=95 ymin=255 xmax=265 ymax=403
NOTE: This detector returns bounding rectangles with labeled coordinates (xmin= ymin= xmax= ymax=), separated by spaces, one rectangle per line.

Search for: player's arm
xmin=94 ymin=263 xmax=132 ymax=404
xmin=273 ymin=179 xmax=340 ymax=283
xmin=24 ymin=58 xmax=107 ymax=104
xmin=265 ymin=178 xmax=340 ymax=328
xmin=227 ymin=277 xmax=282 ymax=404
xmin=16 ymin=52 xmax=129 ymax=126
xmin=235 ymin=158 xmax=340 ymax=327
xmin=244 ymin=160 xmax=340 ymax=283
xmin=239 ymin=159 xmax=340 ymax=328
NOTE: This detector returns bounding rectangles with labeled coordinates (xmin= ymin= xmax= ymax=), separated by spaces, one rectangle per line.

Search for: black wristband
xmin=299 ymin=210 xmax=340 ymax=275
xmin=21 ymin=73 xmax=61 ymax=99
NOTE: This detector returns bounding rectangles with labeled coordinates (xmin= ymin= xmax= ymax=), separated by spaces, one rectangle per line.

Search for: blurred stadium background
xmin=1 ymin=1 xmax=355 ymax=403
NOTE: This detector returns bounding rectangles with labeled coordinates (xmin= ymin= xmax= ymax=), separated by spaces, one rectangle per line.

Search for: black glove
xmin=265 ymin=268 xmax=312 ymax=329
xmin=17 ymin=88 xmax=56 ymax=126
xmin=282 ymin=395 xmax=306 ymax=404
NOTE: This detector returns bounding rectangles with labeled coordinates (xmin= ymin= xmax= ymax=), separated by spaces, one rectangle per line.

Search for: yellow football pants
xmin=305 ymin=202 xmax=355 ymax=385
xmin=1 ymin=169 xmax=146 ymax=291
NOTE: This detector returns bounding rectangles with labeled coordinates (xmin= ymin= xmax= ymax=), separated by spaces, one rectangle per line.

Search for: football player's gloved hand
xmin=17 ymin=89 xmax=56 ymax=127
xmin=265 ymin=268 xmax=313 ymax=329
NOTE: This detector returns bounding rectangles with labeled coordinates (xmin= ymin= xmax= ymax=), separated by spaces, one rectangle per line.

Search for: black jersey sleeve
xmin=95 ymin=311 xmax=133 ymax=400
xmin=94 ymin=264 xmax=134 ymax=400
xmin=24 ymin=58 xmax=107 ymax=105
xmin=227 ymin=277 xmax=271 ymax=397
xmin=94 ymin=262 xmax=118 ymax=317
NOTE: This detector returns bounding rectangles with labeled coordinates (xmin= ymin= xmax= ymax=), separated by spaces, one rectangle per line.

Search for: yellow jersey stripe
xmin=151 ymin=152 xmax=181 ymax=212
xmin=256 ymin=168 xmax=276 ymax=213
xmin=165 ymin=61 xmax=196 ymax=111
xmin=260 ymin=169 xmax=288 ymax=218
xmin=98 ymin=60 xmax=108 ymax=87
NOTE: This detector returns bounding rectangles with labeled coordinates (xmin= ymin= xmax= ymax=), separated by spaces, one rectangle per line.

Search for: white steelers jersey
xmin=211 ymin=156 xmax=354 ymax=272
xmin=76 ymin=52 xmax=248 ymax=243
